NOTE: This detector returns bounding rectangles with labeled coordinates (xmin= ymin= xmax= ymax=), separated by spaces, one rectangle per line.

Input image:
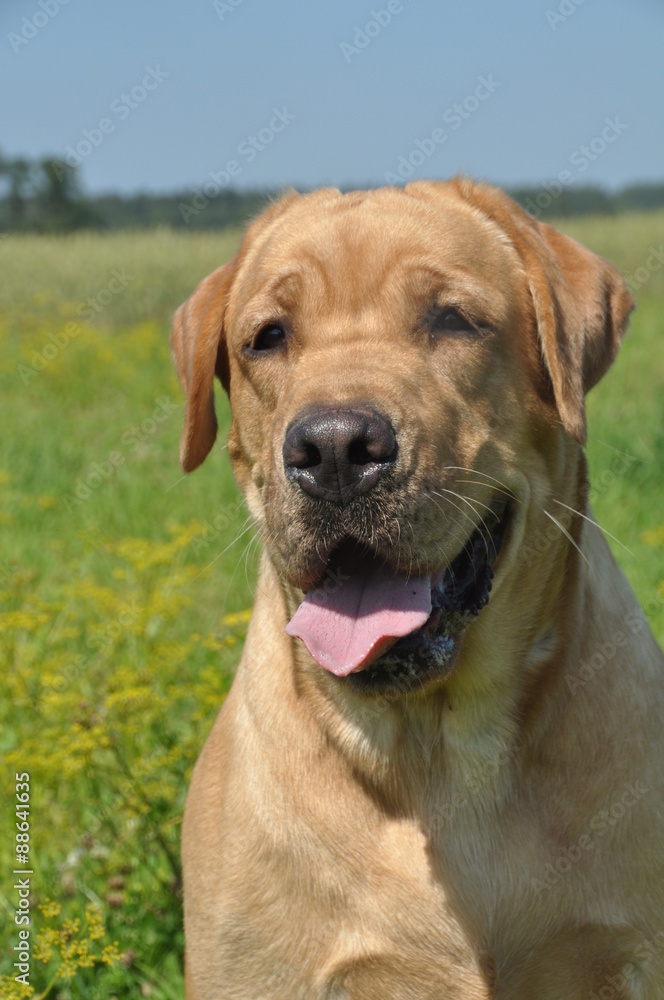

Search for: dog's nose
xmin=283 ymin=406 xmax=397 ymax=505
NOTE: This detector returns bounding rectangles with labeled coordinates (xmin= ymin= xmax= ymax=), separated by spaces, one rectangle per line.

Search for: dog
xmin=170 ymin=179 xmax=664 ymax=998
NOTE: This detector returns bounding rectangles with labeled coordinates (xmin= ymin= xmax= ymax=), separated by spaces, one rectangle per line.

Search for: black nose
xmin=283 ymin=406 xmax=397 ymax=505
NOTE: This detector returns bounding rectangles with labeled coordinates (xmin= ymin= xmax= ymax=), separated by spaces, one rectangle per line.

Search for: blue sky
xmin=2 ymin=0 xmax=662 ymax=195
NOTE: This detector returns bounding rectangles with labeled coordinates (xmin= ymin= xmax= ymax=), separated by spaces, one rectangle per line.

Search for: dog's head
xmin=171 ymin=180 xmax=633 ymax=696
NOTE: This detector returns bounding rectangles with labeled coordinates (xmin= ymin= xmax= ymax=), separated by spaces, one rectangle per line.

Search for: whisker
xmin=551 ymin=498 xmax=636 ymax=558
xmin=166 ymin=474 xmax=188 ymax=492
xmin=443 ymin=466 xmax=517 ymax=498
xmin=244 ymin=530 xmax=273 ymax=603
xmin=244 ymin=534 xmax=261 ymax=595
xmin=456 ymin=479 xmax=519 ymax=502
xmin=425 ymin=493 xmax=466 ymax=542
xmin=189 ymin=522 xmax=255 ymax=584
xmin=430 ymin=489 xmax=481 ymax=531
xmin=433 ymin=488 xmax=494 ymax=562
xmin=429 ymin=530 xmax=463 ymax=578
xmin=595 ymin=440 xmax=639 ymax=462
xmin=446 ymin=491 xmax=496 ymax=516
xmin=226 ymin=540 xmax=253 ymax=606
xmin=543 ymin=510 xmax=588 ymax=565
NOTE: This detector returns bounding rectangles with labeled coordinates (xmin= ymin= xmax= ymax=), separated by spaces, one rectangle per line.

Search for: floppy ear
xmin=169 ymin=192 xmax=302 ymax=473
xmin=452 ymin=180 xmax=634 ymax=444
xmin=169 ymin=261 xmax=235 ymax=472
xmin=519 ymin=217 xmax=635 ymax=444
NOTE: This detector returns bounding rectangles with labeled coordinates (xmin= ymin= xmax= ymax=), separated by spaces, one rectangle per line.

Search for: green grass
xmin=1 ymin=211 xmax=663 ymax=998
xmin=0 ymin=229 xmax=254 ymax=999
xmin=564 ymin=213 xmax=664 ymax=621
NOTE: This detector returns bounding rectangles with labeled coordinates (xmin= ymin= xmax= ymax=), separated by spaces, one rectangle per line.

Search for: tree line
xmin=1 ymin=152 xmax=663 ymax=233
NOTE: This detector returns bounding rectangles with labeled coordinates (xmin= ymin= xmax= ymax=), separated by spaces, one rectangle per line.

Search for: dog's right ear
xmin=169 ymin=261 xmax=236 ymax=473
xmin=170 ymin=192 xmax=301 ymax=472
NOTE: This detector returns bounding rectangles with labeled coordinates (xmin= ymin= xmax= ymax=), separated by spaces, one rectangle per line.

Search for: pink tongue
xmin=285 ymin=558 xmax=432 ymax=677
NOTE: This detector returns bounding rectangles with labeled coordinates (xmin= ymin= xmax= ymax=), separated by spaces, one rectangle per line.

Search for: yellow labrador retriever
xmin=170 ymin=179 xmax=664 ymax=999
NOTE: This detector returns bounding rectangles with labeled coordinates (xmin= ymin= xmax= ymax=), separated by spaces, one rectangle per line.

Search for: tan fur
xmin=170 ymin=180 xmax=664 ymax=998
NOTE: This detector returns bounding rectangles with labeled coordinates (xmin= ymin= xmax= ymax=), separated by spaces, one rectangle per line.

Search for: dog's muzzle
xmin=282 ymin=405 xmax=511 ymax=695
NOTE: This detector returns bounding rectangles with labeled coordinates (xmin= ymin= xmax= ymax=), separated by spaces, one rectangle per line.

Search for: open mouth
xmin=286 ymin=498 xmax=511 ymax=695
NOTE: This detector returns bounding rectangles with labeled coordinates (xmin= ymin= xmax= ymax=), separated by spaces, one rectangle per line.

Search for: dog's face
xmin=171 ymin=180 xmax=633 ymax=695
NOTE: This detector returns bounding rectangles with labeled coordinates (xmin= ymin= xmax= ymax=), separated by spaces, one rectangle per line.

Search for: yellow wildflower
xmin=85 ymin=903 xmax=105 ymax=940
xmin=37 ymin=494 xmax=57 ymax=510
xmin=0 ymin=975 xmax=34 ymax=998
xmin=643 ymin=525 xmax=664 ymax=548
xmin=39 ymin=898 xmax=62 ymax=919
xmin=101 ymin=941 xmax=121 ymax=965
xmin=221 ymin=609 xmax=252 ymax=628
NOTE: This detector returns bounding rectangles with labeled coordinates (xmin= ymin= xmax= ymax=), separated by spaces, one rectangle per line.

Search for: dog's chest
xmin=305 ymin=818 xmax=493 ymax=995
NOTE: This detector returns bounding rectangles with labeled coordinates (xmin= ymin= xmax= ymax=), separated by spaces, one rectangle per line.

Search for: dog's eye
xmin=433 ymin=307 xmax=476 ymax=335
xmin=251 ymin=324 xmax=286 ymax=352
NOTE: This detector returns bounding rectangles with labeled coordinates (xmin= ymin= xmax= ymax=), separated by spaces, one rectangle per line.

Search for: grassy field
xmin=1 ymin=212 xmax=663 ymax=998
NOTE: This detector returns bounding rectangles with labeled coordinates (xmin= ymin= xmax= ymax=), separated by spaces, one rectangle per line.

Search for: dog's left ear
xmin=453 ymin=180 xmax=634 ymax=444
xmin=169 ymin=261 xmax=235 ymax=472
xmin=520 ymin=215 xmax=635 ymax=444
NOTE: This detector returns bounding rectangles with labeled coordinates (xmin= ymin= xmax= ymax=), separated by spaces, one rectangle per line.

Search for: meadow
xmin=1 ymin=211 xmax=663 ymax=999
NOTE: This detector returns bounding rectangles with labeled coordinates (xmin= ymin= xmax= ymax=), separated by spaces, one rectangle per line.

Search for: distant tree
xmin=8 ymin=158 xmax=34 ymax=227
xmin=35 ymin=158 xmax=100 ymax=231
xmin=618 ymin=183 xmax=664 ymax=212
xmin=1 ymin=151 xmax=664 ymax=233
xmin=0 ymin=152 xmax=101 ymax=232
xmin=0 ymin=153 xmax=36 ymax=229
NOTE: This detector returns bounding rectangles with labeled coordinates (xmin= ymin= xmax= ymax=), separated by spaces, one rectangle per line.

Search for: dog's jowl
xmin=170 ymin=179 xmax=664 ymax=999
